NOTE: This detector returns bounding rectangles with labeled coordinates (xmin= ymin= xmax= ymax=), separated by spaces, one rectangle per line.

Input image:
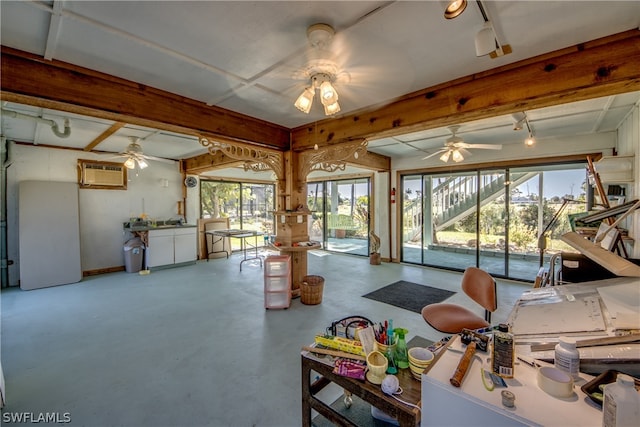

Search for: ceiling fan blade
xmin=142 ymin=154 xmax=177 ymax=164
xmin=459 ymin=147 xmax=472 ymax=157
xmin=422 ymin=149 xmax=446 ymax=160
xmin=467 ymin=143 xmax=503 ymax=150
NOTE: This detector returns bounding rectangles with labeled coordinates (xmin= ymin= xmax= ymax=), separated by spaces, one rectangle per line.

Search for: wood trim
xmin=0 ymin=46 xmax=290 ymax=150
xmin=291 ymin=30 xmax=640 ymax=150
xmin=83 ymin=266 xmax=125 ymax=276
xmin=84 ymin=122 xmax=125 ymax=151
xmin=306 ymin=172 xmax=373 ymax=183
xmin=394 ymin=169 xmax=402 ymax=263
xmin=199 ymin=176 xmax=275 ymax=185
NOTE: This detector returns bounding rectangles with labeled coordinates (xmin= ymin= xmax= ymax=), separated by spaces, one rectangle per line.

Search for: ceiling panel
xmin=1 ymin=1 xmax=639 ymax=163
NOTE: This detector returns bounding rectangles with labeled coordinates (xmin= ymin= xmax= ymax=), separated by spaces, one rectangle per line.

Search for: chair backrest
xmin=461 ymin=267 xmax=497 ymax=322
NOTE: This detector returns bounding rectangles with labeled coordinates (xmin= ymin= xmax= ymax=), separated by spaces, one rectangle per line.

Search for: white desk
xmin=421 ymin=336 xmax=603 ymax=426
xmin=506 ymin=277 xmax=640 ymax=375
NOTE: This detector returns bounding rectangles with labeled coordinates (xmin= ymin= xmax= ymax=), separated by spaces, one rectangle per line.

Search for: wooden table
xmin=301 ymin=352 xmax=421 ymax=427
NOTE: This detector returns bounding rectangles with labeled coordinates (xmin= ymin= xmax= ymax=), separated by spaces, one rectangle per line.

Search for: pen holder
xmin=374 ymin=339 xmax=396 ymax=357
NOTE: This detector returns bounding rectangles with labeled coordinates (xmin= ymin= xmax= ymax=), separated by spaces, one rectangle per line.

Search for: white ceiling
xmin=1 ymin=1 xmax=639 ymax=163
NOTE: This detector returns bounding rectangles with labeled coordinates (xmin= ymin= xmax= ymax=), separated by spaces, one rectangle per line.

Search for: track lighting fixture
xmin=512 ymin=112 xmax=526 ymax=130
xmin=475 ymin=21 xmax=500 ymax=57
xmin=294 ymin=73 xmax=341 ymax=116
xmin=444 ymin=0 xmax=467 ymax=19
xmin=474 ymin=0 xmax=511 ymax=58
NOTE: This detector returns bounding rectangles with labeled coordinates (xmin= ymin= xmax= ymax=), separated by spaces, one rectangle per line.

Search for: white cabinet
xmin=174 ymin=228 xmax=198 ymax=264
xmin=147 ymin=227 xmax=197 ymax=268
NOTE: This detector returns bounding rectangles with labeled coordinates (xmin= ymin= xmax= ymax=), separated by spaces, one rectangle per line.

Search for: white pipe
xmin=1 ymin=108 xmax=71 ymax=138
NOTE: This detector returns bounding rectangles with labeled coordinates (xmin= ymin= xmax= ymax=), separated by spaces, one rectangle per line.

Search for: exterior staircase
xmin=403 ymin=172 xmax=538 ymax=240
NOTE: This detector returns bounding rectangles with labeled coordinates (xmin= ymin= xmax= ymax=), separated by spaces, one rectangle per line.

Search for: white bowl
xmin=537 ymin=366 xmax=574 ymax=398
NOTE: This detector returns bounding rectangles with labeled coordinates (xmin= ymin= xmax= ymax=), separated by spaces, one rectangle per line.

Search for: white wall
xmin=616 ymin=100 xmax=640 ymax=258
xmin=6 ymin=143 xmax=186 ymax=286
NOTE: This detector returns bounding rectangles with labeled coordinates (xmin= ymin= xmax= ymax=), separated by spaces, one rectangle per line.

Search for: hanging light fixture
xmin=294 ymin=73 xmax=341 ymax=116
xmin=444 ymin=0 xmax=467 ymax=19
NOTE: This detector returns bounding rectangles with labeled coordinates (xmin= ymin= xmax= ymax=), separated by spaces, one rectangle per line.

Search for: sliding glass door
xmin=307 ymin=177 xmax=371 ymax=256
xmin=200 ymin=180 xmax=275 ymax=250
xmin=401 ymin=163 xmax=588 ymax=282
xmin=478 ymin=170 xmax=507 ymax=277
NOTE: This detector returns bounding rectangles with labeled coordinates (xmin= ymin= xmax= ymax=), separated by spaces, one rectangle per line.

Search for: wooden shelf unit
xmin=272 ymin=210 xmax=316 ymax=297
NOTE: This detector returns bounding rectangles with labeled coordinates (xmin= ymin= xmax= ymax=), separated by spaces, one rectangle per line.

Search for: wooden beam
xmin=344 ymin=150 xmax=390 ymax=172
xmin=0 ymin=46 xmax=290 ymax=151
xmin=291 ymin=30 xmax=640 ymax=150
xmin=181 ymin=151 xmax=244 ymax=174
xmin=83 ymin=122 xmax=125 ymax=151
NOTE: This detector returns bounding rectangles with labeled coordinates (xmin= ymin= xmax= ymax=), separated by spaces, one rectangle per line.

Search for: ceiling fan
xmin=116 ymin=136 xmax=172 ymax=170
xmin=292 ymin=23 xmax=350 ymax=116
xmin=422 ymin=125 xmax=502 ymax=163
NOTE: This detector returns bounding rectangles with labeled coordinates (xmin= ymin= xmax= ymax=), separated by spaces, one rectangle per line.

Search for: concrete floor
xmin=1 ymin=250 xmax=530 ymax=426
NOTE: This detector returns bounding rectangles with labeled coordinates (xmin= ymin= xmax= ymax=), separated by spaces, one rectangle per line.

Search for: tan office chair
xmin=421 ymin=267 xmax=497 ymax=334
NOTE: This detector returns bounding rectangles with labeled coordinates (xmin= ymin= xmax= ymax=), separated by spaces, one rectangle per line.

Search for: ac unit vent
xmin=78 ymin=160 xmax=127 ymax=189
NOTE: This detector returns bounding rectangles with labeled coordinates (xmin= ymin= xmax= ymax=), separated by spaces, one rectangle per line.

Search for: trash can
xmin=124 ymin=238 xmax=145 ymax=273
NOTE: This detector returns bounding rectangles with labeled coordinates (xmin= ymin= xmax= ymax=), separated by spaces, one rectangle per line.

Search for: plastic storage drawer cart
xmin=264 ymin=255 xmax=291 ymax=309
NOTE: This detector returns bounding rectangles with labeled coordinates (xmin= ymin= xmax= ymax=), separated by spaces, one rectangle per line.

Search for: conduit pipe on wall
xmin=1 ymin=108 xmax=71 ymax=138
xmin=1 ymin=136 xmax=10 ymax=287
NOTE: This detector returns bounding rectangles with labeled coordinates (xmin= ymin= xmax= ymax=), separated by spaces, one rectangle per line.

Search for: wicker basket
xmin=300 ymin=275 xmax=325 ymax=305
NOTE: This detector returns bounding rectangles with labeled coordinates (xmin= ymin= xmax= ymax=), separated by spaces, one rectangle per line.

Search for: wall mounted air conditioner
xmin=595 ymin=155 xmax=635 ymax=183
xmin=78 ymin=159 xmax=127 ymax=189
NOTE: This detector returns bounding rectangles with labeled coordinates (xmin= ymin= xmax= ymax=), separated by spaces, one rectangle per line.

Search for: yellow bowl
xmin=409 ymin=366 xmax=423 ymax=380
xmin=408 ymin=347 xmax=434 ymax=367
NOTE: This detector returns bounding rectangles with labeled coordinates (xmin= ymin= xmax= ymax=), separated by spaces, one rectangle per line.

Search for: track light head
xmin=475 ymin=21 xmax=497 ymax=56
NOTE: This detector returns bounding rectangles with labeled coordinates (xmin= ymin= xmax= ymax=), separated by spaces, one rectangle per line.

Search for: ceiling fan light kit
xmin=294 ymin=25 xmax=342 ymax=116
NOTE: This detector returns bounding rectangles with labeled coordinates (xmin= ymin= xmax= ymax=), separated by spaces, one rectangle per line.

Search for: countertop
xmin=124 ymin=223 xmax=197 ymax=232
